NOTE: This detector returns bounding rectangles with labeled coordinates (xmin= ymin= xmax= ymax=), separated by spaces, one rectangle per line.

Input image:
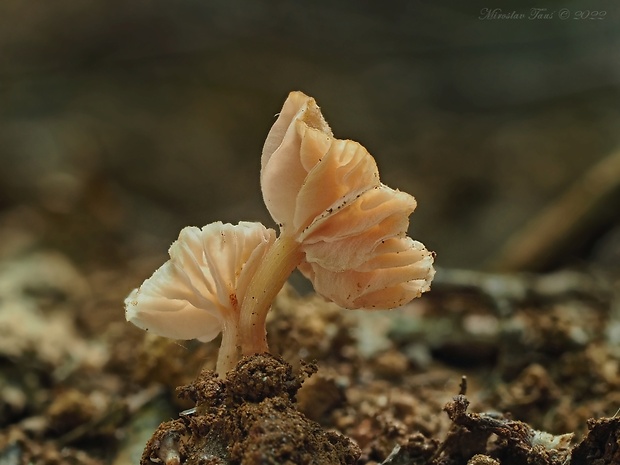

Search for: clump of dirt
xmin=571 ymin=417 xmax=620 ymax=465
xmin=437 ymin=395 xmax=573 ymax=465
xmin=141 ymin=353 xmax=361 ymax=465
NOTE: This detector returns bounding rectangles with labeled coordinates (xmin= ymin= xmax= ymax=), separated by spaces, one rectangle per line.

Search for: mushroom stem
xmin=239 ymin=234 xmax=304 ymax=356
xmin=216 ymin=317 xmax=241 ymax=376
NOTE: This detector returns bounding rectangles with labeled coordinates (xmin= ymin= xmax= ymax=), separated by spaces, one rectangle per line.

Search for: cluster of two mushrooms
xmin=125 ymin=92 xmax=436 ymax=376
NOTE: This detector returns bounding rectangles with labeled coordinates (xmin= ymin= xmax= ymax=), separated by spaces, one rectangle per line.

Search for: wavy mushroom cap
xmin=124 ymin=222 xmax=276 ymax=341
xmin=261 ymin=91 xmax=435 ymax=309
xmin=299 ymin=237 xmax=435 ymax=309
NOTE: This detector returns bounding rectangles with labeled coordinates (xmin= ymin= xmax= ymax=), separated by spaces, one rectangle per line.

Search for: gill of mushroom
xmin=238 ymin=91 xmax=435 ymax=357
xmin=125 ymin=222 xmax=275 ymax=376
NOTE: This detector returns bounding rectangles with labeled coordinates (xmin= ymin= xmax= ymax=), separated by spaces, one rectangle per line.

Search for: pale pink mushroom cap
xmin=124 ymin=222 xmax=276 ymax=341
xmin=261 ymin=91 xmax=435 ymax=309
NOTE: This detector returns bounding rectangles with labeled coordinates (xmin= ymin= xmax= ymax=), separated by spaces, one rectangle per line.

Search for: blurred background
xmin=1 ymin=0 xmax=619 ymax=272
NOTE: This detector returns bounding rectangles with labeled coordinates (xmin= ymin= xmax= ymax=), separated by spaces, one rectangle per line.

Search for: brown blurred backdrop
xmin=1 ymin=0 xmax=619 ymax=270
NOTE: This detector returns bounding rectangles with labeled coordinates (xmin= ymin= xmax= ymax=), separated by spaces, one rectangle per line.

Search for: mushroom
xmin=125 ymin=221 xmax=275 ymax=375
xmin=125 ymin=92 xmax=435 ymax=376
xmin=239 ymin=91 xmax=435 ymax=356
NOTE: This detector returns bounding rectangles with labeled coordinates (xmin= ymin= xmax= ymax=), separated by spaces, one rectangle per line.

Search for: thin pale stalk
xmin=216 ymin=318 xmax=240 ymax=376
xmin=239 ymin=234 xmax=303 ymax=356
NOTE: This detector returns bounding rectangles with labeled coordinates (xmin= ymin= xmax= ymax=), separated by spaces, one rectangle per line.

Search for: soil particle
xmin=46 ymin=389 xmax=99 ymax=435
xmin=371 ymin=350 xmax=410 ymax=380
xmin=297 ymin=370 xmax=347 ymax=424
xmin=141 ymin=419 xmax=186 ymax=465
xmin=225 ymin=353 xmax=315 ymax=403
xmin=571 ymin=416 xmax=620 ymax=465
xmin=466 ymin=455 xmax=500 ymax=465
xmin=177 ymin=370 xmax=225 ymax=409
xmin=496 ymin=363 xmax=561 ymax=420
xmin=230 ymin=397 xmax=358 ymax=465
xmin=380 ymin=432 xmax=438 ymax=465
xmin=141 ymin=353 xmax=360 ymax=465
xmin=267 ymin=284 xmax=356 ymax=369
xmin=437 ymin=395 xmax=572 ymax=465
xmin=0 ymin=426 xmax=104 ymax=465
